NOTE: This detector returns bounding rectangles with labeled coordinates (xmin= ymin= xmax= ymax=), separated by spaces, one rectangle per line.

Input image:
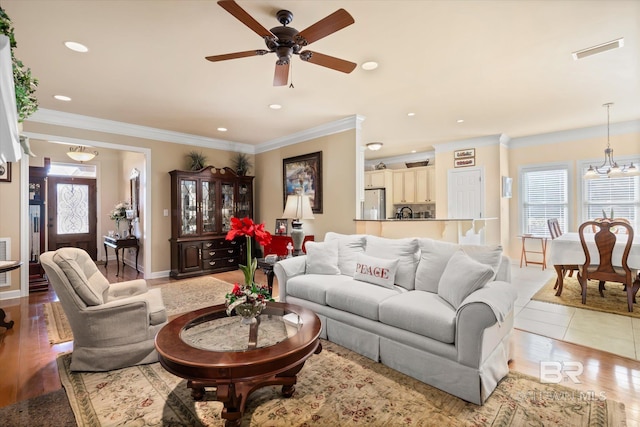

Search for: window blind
xmin=522 ymin=167 xmax=568 ymax=236
xmin=583 ymin=168 xmax=639 ymax=229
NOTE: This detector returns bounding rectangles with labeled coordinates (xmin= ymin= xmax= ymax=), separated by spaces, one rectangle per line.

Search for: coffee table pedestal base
xmin=187 ymin=343 xmax=322 ymax=426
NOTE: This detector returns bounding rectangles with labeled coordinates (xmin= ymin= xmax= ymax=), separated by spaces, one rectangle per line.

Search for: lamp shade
xmin=67 ymin=146 xmax=98 ymax=162
xmin=282 ymin=194 xmax=315 ymax=220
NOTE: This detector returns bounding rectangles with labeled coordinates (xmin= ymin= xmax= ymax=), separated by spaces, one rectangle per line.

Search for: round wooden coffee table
xmin=155 ymin=301 xmax=322 ymax=426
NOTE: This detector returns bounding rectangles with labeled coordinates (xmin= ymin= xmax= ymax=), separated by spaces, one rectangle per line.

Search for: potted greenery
xmin=231 ymin=152 xmax=252 ymax=176
xmin=186 ymin=151 xmax=207 ymax=171
xmin=0 ymin=6 xmax=38 ymax=123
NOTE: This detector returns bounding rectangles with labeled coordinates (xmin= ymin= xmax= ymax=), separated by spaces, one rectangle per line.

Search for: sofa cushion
xmin=379 ymin=291 xmax=457 ymax=344
xmin=326 ymin=280 xmax=402 ymax=321
xmin=286 ymin=274 xmax=354 ymax=306
xmin=365 ymin=236 xmax=419 ymax=290
xmin=324 ymin=232 xmax=367 ymax=277
xmin=54 ymin=251 xmax=109 ymax=306
xmin=437 ymin=250 xmax=495 ymax=309
xmin=305 ymin=240 xmax=341 ymax=275
xmin=415 ymin=239 xmax=503 ymax=293
xmin=353 ymin=253 xmax=399 ymax=289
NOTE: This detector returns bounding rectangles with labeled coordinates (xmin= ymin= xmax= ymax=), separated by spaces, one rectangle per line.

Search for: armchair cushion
xmin=54 ymin=250 xmax=109 ymax=306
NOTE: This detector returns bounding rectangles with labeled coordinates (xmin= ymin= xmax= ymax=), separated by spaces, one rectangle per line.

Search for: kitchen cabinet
xmin=364 ymin=170 xmax=392 ymax=188
xmin=392 ymin=170 xmax=416 ymax=204
xmin=415 ymin=166 xmax=436 ymax=203
xmin=169 ymin=167 xmax=253 ymax=279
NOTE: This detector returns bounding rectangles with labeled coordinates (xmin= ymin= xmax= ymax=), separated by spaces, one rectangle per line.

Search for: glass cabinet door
xmin=180 ymin=179 xmax=197 ymax=236
xmin=201 ymin=179 xmax=216 ymax=234
xmin=236 ymin=182 xmax=252 ymax=219
xmin=221 ymin=182 xmax=235 ymax=233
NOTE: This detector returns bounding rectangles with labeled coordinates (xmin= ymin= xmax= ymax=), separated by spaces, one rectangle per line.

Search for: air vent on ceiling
xmin=572 ymin=38 xmax=624 ymax=60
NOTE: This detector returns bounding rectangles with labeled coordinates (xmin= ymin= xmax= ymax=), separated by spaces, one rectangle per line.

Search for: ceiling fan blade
xmin=274 ymin=62 xmax=290 ymax=86
xmin=299 ymin=51 xmax=357 ymax=74
xmin=206 ymin=50 xmax=270 ymax=62
xmin=296 ymin=9 xmax=354 ymax=46
xmin=217 ymin=0 xmax=275 ymax=39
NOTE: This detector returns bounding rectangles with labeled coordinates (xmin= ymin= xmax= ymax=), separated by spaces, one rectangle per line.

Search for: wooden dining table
xmin=548 ymin=232 xmax=640 ymax=296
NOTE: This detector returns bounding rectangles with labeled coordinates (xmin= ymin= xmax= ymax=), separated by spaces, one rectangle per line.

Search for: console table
xmin=104 ymin=236 xmax=139 ymax=276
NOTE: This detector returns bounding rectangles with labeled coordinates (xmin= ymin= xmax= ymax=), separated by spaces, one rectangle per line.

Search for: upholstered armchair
xmin=40 ymin=247 xmax=167 ymax=371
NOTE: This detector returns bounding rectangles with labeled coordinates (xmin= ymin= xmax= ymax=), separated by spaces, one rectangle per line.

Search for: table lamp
xmin=282 ymin=194 xmax=314 ymax=256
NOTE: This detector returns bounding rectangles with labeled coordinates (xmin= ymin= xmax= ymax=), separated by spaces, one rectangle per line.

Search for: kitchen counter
xmin=354 ymin=218 xmax=498 ymax=244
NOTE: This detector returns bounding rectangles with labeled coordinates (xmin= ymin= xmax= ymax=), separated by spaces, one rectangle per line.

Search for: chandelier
xmin=584 ymin=103 xmax=639 ymax=179
xmin=67 ymin=146 xmax=98 ymax=162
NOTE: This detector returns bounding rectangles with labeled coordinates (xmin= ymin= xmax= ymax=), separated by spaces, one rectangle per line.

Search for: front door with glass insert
xmin=47 ymin=176 xmax=98 ymax=259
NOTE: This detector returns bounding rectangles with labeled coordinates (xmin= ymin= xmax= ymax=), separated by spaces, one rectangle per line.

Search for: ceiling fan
xmin=206 ymin=0 xmax=357 ymax=86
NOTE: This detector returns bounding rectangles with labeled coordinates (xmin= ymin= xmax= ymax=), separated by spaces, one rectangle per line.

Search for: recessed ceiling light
xmin=54 ymin=95 xmax=71 ymax=101
xmin=217 ymin=127 xmax=228 ymax=132
xmin=361 ymin=61 xmax=378 ymax=71
xmin=457 ymin=119 xmax=464 ymax=123
xmin=411 ymin=150 xmax=417 ymax=153
xmin=64 ymin=41 xmax=89 ymax=53
xmin=269 ymin=104 xmax=282 ymax=110
xmin=407 ymin=112 xmax=415 ymax=117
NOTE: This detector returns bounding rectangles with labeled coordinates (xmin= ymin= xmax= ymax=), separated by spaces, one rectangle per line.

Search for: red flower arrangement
xmin=224 ymin=217 xmax=274 ymax=316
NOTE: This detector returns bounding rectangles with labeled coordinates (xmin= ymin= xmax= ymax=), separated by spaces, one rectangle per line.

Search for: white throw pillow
xmin=305 ymin=240 xmax=341 ymax=275
xmin=324 ymin=232 xmax=367 ymax=276
xmin=437 ymin=250 xmax=495 ymax=309
xmin=365 ymin=236 xmax=419 ymax=290
xmin=353 ymin=253 xmax=399 ymax=289
xmin=461 ymin=244 xmax=503 ymax=280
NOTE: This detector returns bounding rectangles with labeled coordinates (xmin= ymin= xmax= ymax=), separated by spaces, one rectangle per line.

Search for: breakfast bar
xmin=354 ymin=218 xmax=497 ymax=244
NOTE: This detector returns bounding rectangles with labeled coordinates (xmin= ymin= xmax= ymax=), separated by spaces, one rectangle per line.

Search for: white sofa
xmin=274 ymin=232 xmax=517 ymax=405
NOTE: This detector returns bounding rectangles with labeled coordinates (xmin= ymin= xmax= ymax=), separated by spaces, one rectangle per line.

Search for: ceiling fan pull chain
xmin=289 ymin=62 xmax=294 ymax=88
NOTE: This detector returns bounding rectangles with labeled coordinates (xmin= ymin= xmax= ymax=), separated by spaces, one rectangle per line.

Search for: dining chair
xmin=591 ymin=217 xmax=631 ymax=234
xmin=577 ymin=220 xmax=639 ymax=312
xmin=547 ymin=218 xmax=578 ymax=289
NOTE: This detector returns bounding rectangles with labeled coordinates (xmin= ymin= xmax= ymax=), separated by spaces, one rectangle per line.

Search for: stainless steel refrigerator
xmin=363 ymin=188 xmax=385 ymax=220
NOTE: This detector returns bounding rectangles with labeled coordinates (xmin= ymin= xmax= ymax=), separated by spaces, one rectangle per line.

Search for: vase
xmin=235 ymin=302 xmax=264 ymax=325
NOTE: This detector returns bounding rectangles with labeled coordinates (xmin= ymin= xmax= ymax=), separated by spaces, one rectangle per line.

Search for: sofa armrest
xmin=106 ymin=279 xmax=148 ymax=300
xmin=273 ymin=256 xmax=307 ymax=302
xmin=495 ymin=255 xmax=511 ymax=282
xmin=455 ymin=281 xmax=517 ymax=367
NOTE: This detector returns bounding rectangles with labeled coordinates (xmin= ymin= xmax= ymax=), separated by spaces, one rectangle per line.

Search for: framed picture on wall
xmin=282 ymin=151 xmax=323 ymax=213
xmin=454 ymin=157 xmax=475 ymax=168
xmin=0 ymin=162 xmax=11 ymax=182
xmin=454 ymin=148 xmax=475 ymax=159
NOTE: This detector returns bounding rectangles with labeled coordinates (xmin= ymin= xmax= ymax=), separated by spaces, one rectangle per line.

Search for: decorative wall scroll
xmin=454 ymin=157 xmax=475 ymax=168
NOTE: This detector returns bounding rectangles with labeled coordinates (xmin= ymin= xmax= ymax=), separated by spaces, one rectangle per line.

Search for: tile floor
xmin=511 ymin=264 xmax=640 ymax=361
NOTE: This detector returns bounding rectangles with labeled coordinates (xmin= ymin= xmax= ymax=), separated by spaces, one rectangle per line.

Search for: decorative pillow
xmin=437 ymin=250 xmax=494 ymax=309
xmin=324 ymin=232 xmax=367 ymax=276
xmin=415 ymin=239 xmax=460 ymax=293
xmin=461 ymin=244 xmax=503 ymax=280
xmin=353 ymin=253 xmax=399 ymax=289
xmin=365 ymin=236 xmax=419 ymax=290
xmin=305 ymin=240 xmax=341 ymax=275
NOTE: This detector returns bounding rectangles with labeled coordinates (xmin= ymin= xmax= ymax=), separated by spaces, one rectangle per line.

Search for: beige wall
xmin=255 ymin=130 xmax=358 ymax=244
xmin=0 ymin=160 xmax=22 ymax=292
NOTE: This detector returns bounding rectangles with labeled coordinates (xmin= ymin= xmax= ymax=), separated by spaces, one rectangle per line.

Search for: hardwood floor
xmin=1 ymin=264 xmax=638 ymax=426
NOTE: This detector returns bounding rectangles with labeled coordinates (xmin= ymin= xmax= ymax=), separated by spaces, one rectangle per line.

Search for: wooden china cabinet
xmin=169 ymin=167 xmax=253 ymax=279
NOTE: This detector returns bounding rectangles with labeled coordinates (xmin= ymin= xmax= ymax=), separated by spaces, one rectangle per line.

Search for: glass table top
xmin=180 ymin=308 xmax=303 ymax=352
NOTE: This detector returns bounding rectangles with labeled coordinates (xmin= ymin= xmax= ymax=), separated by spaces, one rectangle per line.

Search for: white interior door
xmin=447 ymin=168 xmax=483 ymax=219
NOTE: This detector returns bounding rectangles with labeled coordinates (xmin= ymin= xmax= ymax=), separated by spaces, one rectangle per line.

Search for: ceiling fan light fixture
xmin=361 ymin=61 xmax=378 ymax=71
xmin=366 ymin=142 xmax=383 ymax=151
xmin=572 ymin=37 xmax=624 ymax=60
xmin=67 ymin=146 xmax=98 ymax=162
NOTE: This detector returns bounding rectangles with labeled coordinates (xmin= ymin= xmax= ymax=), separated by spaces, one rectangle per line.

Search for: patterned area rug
xmin=531 ymin=275 xmax=640 ymax=318
xmin=57 ymin=340 xmax=626 ymax=426
xmin=43 ymin=276 xmax=234 ymax=344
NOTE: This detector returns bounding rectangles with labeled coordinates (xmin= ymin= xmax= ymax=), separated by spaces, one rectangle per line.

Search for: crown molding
xmin=509 ymin=119 xmax=640 ymax=149
xmin=255 ymin=115 xmax=366 ymax=154
xmin=28 ymin=109 xmax=255 ymax=154
xmin=432 ymin=134 xmax=504 ymax=154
